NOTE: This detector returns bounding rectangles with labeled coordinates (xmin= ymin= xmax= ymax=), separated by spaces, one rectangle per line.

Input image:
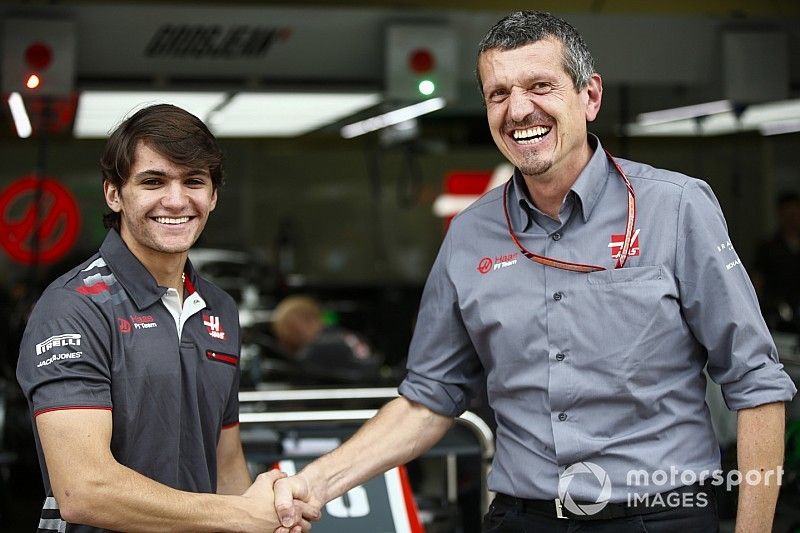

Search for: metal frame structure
xmin=238 ymin=387 xmax=495 ymax=514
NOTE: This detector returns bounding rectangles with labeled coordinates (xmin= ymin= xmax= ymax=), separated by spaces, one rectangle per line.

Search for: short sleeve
xmin=675 ymin=181 xmax=797 ymax=409
xmin=398 ymin=230 xmax=484 ymax=417
xmin=16 ymin=287 xmax=113 ymax=416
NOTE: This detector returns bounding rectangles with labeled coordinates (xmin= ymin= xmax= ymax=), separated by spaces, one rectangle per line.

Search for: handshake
xmin=241 ymin=468 xmax=325 ymax=533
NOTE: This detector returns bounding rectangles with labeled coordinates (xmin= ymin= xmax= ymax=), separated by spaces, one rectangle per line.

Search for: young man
xmin=273 ymin=12 xmax=796 ymax=532
xmin=17 ymin=104 xmax=312 ymax=533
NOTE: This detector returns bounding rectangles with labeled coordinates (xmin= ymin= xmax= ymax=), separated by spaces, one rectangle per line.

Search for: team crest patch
xmin=608 ymin=229 xmax=640 ymax=259
xmin=202 ymin=313 xmax=226 ymax=340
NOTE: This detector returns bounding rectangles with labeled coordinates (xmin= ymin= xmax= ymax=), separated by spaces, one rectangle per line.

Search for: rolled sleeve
xmin=399 ymin=230 xmax=484 ymax=417
xmin=16 ymin=288 xmax=113 ymax=415
xmin=676 ymin=181 xmax=796 ymax=410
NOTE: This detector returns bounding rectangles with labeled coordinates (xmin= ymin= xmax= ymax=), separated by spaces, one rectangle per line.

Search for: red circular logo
xmin=477 ymin=257 xmax=493 ymax=274
xmin=0 ymin=176 xmax=81 ymax=265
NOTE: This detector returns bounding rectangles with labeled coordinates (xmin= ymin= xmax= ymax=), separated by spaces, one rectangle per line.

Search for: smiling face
xmin=478 ymin=38 xmax=602 ymax=184
xmin=104 ymin=141 xmax=217 ymax=266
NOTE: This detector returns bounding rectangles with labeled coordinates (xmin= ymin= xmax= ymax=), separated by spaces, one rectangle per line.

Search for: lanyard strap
xmin=502 ymin=150 xmax=636 ymax=273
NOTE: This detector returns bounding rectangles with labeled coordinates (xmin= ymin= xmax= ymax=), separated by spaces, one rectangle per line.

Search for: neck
xmin=523 ymin=143 xmax=594 ymax=220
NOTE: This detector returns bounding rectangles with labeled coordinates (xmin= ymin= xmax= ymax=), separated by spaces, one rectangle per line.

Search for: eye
xmin=487 ymin=89 xmax=508 ymax=103
xmin=531 ymin=82 xmax=553 ymax=94
xmin=185 ymin=177 xmax=210 ymax=187
xmin=140 ymin=178 xmax=162 ymax=187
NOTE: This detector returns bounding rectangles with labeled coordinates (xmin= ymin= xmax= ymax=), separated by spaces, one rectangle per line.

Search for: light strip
xmin=341 ymin=97 xmax=446 ymax=139
xmin=629 ymin=98 xmax=800 ymax=137
xmin=636 ymin=99 xmax=733 ymax=126
xmin=760 ymin=119 xmax=800 ymax=136
xmin=8 ymin=92 xmax=32 ymax=138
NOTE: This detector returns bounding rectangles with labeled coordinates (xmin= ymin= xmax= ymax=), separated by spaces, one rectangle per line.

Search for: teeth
xmin=155 ymin=216 xmax=189 ymax=225
xmin=513 ymin=126 xmax=551 ymax=143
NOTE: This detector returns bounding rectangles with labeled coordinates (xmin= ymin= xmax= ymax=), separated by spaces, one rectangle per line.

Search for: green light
xmin=418 ymin=79 xmax=435 ymax=96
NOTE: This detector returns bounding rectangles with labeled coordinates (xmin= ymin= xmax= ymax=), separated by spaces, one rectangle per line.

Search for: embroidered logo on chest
xmin=477 ymin=252 xmax=518 ymax=275
xmin=608 ymin=229 xmax=641 ymax=259
xmin=202 ymin=313 xmax=226 ymax=340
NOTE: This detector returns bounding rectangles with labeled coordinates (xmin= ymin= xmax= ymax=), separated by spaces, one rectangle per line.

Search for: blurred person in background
xmin=271 ymin=294 xmax=382 ymax=385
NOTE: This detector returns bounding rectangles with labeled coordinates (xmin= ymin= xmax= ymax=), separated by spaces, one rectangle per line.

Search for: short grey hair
xmin=476 ymin=11 xmax=595 ymax=93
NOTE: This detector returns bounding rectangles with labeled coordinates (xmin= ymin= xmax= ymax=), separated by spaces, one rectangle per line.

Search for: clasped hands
xmin=243 ymin=469 xmax=323 ymax=533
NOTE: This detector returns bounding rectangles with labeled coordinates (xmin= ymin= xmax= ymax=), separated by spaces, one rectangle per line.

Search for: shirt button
xmin=552 ymin=232 xmax=561 ymax=241
xmin=556 ymin=353 xmax=566 ymax=361
xmin=553 ymin=292 xmax=563 ymax=301
xmin=558 ymin=412 xmax=568 ymax=421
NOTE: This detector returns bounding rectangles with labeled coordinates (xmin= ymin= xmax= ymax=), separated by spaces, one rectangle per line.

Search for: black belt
xmin=494 ymin=483 xmax=714 ymax=521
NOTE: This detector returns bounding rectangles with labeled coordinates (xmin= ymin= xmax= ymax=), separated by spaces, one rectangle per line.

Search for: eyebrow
xmin=132 ymin=168 xmax=210 ymax=179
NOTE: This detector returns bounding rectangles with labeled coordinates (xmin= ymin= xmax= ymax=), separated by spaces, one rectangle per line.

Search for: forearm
xmin=217 ymin=425 xmax=253 ymax=495
xmin=57 ymin=460 xmax=257 ymax=532
xmin=300 ymin=396 xmax=453 ymax=505
xmin=735 ymin=401 xmax=785 ymax=533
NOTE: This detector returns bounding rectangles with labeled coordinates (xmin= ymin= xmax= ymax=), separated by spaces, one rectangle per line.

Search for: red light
xmin=26 ymin=74 xmax=40 ymax=89
xmin=409 ymin=49 xmax=434 ymax=73
xmin=25 ymin=42 xmax=52 ymax=70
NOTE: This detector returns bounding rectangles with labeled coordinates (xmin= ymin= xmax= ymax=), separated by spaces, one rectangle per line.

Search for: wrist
xmin=298 ymin=464 xmax=328 ymax=506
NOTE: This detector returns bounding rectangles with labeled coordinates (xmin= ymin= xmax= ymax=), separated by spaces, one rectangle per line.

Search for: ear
xmin=209 ymin=188 xmax=217 ymax=213
xmin=103 ymin=181 xmax=122 ymax=212
xmin=584 ymin=73 xmax=603 ymax=123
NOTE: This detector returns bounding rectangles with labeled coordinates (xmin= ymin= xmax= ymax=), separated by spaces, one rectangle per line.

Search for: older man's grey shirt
xmin=399 ymin=135 xmax=796 ymax=502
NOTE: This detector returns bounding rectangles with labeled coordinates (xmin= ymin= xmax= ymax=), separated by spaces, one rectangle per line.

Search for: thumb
xmin=274 ymin=476 xmax=308 ymax=527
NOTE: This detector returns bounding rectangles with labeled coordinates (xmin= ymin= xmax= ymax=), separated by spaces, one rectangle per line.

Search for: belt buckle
xmin=554 ymin=498 xmax=568 ymax=519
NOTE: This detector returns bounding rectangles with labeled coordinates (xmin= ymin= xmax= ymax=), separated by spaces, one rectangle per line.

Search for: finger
xmin=274 ymin=477 xmax=305 ymax=527
xmin=298 ymin=517 xmax=312 ymax=533
xmin=295 ymin=499 xmax=321 ymax=521
xmin=264 ymin=469 xmax=288 ymax=482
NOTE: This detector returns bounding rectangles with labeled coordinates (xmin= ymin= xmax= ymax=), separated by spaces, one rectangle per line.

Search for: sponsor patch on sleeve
xmin=34 ymin=334 xmax=83 ymax=368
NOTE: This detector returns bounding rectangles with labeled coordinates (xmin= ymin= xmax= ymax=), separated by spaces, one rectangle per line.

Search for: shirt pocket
xmin=586 ymin=265 xmax=664 ymax=285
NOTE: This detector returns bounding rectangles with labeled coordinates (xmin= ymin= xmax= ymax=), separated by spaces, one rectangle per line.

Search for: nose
xmin=508 ymin=88 xmax=535 ymax=124
xmin=161 ymin=181 xmax=188 ymax=210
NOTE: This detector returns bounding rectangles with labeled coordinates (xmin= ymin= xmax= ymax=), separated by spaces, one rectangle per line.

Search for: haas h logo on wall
xmin=202 ymin=313 xmax=226 ymax=340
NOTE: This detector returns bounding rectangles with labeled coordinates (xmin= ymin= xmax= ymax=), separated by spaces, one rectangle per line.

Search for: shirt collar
xmin=100 ymin=229 xmax=200 ymax=311
xmin=509 ymin=133 xmax=612 ymax=229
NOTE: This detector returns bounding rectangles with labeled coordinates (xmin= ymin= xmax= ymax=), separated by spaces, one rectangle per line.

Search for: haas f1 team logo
xmin=203 ymin=313 xmax=226 ymax=340
xmin=478 ymin=252 xmax=518 ymax=275
xmin=609 ymin=229 xmax=641 ymax=259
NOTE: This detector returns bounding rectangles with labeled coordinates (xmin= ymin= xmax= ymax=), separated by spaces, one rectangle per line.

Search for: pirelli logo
xmin=35 ymin=334 xmax=81 ymax=356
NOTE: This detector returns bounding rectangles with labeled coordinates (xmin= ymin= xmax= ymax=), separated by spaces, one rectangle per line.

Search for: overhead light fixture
xmin=8 ymin=92 xmax=32 ymax=138
xmin=208 ymin=92 xmax=381 ymax=137
xmin=760 ymin=119 xmax=800 ymax=136
xmin=74 ymin=91 xmax=227 ymax=138
xmin=636 ymin=100 xmax=733 ymax=126
xmin=341 ymin=97 xmax=446 ymax=139
xmin=627 ymin=98 xmax=800 ymax=137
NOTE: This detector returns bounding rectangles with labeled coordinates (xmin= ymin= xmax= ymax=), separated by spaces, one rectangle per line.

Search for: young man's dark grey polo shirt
xmin=399 ymin=135 xmax=797 ymax=503
xmin=17 ymin=229 xmax=241 ymax=533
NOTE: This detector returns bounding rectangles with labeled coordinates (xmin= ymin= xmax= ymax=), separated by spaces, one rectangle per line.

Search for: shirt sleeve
xmin=676 ymin=181 xmax=797 ymax=410
xmin=16 ymin=287 xmax=113 ymax=416
xmin=398 ymin=229 xmax=484 ymax=417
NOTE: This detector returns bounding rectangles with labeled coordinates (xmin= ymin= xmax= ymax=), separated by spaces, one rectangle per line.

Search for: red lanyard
xmin=502 ymin=150 xmax=636 ymax=273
